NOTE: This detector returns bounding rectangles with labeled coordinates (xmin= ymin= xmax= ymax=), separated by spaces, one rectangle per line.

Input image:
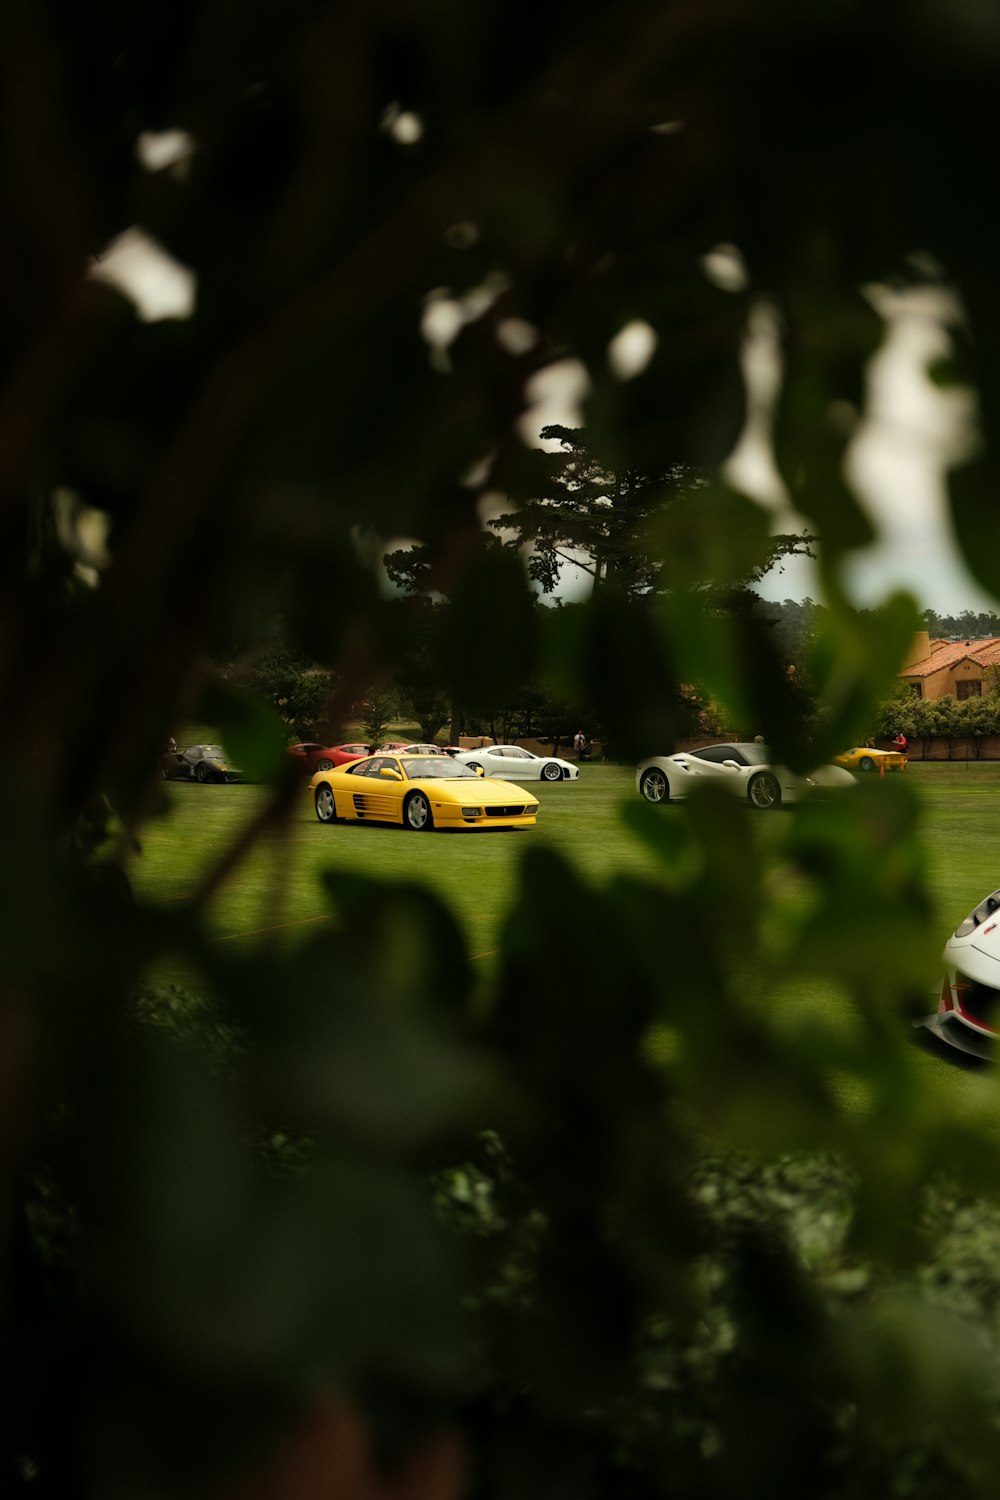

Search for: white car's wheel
xmin=541 ymin=762 xmax=563 ymax=782
xmin=639 ymin=767 xmax=669 ymax=804
xmin=314 ymin=784 xmax=338 ymax=823
xmin=748 ymin=771 xmax=781 ymax=809
xmin=466 ymin=761 xmax=482 ymax=773
xmin=404 ymin=791 xmax=434 ymax=831
xmin=195 ymin=762 xmax=208 ymax=783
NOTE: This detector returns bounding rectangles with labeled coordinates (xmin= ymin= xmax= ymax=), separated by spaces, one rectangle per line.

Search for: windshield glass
xmin=401 ymin=757 xmax=477 ymax=779
xmin=204 ymin=746 xmax=226 ymax=759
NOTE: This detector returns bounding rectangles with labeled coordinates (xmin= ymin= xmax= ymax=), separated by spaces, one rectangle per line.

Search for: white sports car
xmin=451 ymin=744 xmax=580 ymax=783
xmin=917 ymin=889 xmax=1000 ymax=1059
xmin=635 ymin=741 xmax=855 ymax=810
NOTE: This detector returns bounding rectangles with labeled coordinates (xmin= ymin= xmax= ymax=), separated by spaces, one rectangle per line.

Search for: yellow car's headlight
xmin=461 ymin=807 xmax=482 ymax=817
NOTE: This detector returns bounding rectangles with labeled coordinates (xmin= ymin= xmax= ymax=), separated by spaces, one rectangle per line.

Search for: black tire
xmin=859 ymin=755 xmax=875 ymax=772
xmin=314 ymin=783 xmax=338 ymax=824
xmin=748 ymin=771 xmax=781 ymax=810
xmin=467 ymin=761 xmax=482 ymax=773
xmin=639 ymin=767 xmax=669 ymax=804
xmin=195 ymin=762 xmax=208 ymax=783
xmin=404 ymin=791 xmax=434 ymax=831
xmin=541 ymin=762 xmax=563 ymax=782
xmin=316 ymin=757 xmax=334 ymax=771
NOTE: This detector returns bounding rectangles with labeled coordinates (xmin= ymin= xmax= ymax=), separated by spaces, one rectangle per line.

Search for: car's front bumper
xmin=915 ymin=967 xmax=998 ymax=1059
xmin=914 ymin=1011 xmax=994 ymax=1059
xmin=434 ymin=801 xmax=537 ymax=829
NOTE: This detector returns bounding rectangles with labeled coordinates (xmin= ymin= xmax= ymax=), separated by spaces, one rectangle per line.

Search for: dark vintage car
xmin=162 ymin=743 xmax=242 ymax=783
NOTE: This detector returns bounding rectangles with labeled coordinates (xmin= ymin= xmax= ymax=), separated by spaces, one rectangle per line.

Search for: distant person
xmin=893 ymin=731 xmax=907 ymax=752
xmin=160 ymin=735 xmax=178 ymax=780
xmin=573 ymin=729 xmax=585 ymax=758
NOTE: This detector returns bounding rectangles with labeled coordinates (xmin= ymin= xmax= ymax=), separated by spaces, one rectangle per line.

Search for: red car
xmin=287 ymin=742 xmax=370 ymax=773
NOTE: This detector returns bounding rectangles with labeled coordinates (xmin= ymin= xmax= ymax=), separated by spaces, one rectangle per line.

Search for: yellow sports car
xmin=833 ymin=746 xmax=907 ymax=773
xmin=308 ymin=752 xmax=539 ymax=831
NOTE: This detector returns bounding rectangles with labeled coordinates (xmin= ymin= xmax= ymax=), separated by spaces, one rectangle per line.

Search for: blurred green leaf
xmin=201 ymin=681 xmax=294 ymax=783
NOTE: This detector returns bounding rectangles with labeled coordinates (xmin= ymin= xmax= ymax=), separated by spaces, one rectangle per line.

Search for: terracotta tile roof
xmin=901 ymin=638 xmax=1000 ymax=678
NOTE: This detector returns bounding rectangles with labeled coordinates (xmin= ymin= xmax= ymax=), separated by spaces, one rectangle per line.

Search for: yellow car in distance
xmin=833 ymin=746 xmax=907 ymax=773
xmin=308 ymin=752 xmax=539 ymax=831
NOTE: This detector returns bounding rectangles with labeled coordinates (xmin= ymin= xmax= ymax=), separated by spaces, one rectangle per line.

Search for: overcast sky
xmin=96 ymin=207 xmax=994 ymax=620
xmin=748 ymin=283 xmax=995 ymax=617
xmin=526 ymin=282 xmax=996 ymax=617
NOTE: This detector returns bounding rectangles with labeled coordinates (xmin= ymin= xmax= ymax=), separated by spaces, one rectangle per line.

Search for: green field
xmin=130 ymin=758 xmax=1000 ymax=966
xmin=903 ymin=760 xmax=1000 ymax=921
xmin=130 ymin=764 xmax=655 ymax=961
xmin=127 ymin=757 xmax=1000 ymax=1122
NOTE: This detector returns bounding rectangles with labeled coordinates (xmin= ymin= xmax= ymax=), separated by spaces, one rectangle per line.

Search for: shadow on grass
xmin=910 ymin=1023 xmax=992 ymax=1072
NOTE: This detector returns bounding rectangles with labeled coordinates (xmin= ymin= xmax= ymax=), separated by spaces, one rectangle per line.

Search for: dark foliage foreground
xmin=4 ymin=4 xmax=1000 ymax=1497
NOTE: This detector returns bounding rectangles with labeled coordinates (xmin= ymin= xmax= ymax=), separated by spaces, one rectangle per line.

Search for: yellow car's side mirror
xmin=474 ymin=765 xmax=485 ymax=776
xmin=379 ymin=767 xmax=403 ymax=781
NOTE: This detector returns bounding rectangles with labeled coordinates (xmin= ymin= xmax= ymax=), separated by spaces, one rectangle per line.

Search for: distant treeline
xmin=921 ymin=608 xmax=1000 ymax=639
xmin=754 ymin=599 xmax=1000 ymax=666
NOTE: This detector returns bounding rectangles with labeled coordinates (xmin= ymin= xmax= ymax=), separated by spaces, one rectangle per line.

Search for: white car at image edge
xmin=451 ymin=744 xmax=580 ymax=782
xmin=917 ymin=888 xmax=1000 ymax=1060
xmin=636 ymin=741 xmax=855 ymax=810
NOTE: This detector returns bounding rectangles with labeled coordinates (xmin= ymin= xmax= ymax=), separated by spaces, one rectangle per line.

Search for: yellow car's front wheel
xmin=404 ymin=791 xmax=434 ymax=831
xmin=315 ymin=784 xmax=338 ymax=824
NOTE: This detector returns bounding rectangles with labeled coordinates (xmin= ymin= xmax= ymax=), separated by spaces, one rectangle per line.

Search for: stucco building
xmin=900 ymin=631 xmax=1000 ymax=700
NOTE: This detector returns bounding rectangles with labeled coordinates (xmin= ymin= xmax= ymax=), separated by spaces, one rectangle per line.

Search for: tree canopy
xmin=488 ymin=424 xmax=814 ymax=598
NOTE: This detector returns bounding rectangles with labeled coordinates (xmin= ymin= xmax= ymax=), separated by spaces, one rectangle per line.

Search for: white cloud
xmin=701 ymin=243 xmax=749 ymax=294
xmin=135 ymin=129 xmax=196 ymax=177
xmin=735 ymin=283 xmax=995 ymax=614
xmin=379 ymin=103 xmax=424 ymax=145
xmin=496 ymin=318 xmax=539 ymax=356
xmin=839 ymin=283 xmax=989 ymax=611
xmin=420 ymin=273 xmax=512 ymax=370
xmin=607 ymin=319 xmax=658 ymax=380
xmin=88 ymin=227 xmax=196 ymax=321
xmin=518 ymin=359 xmax=591 ymax=446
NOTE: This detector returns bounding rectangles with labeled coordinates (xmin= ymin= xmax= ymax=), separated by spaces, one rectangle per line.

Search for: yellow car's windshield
xmin=400 ymin=756 xmax=477 ymax=780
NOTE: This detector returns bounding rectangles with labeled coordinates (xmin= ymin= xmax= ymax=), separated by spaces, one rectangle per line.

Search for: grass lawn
xmin=129 ymin=758 xmax=1000 ymax=1102
xmin=134 ymin=758 xmax=1000 ymax=945
xmin=130 ymin=763 xmax=655 ymax=963
xmin=902 ymin=760 xmax=1000 ymax=923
